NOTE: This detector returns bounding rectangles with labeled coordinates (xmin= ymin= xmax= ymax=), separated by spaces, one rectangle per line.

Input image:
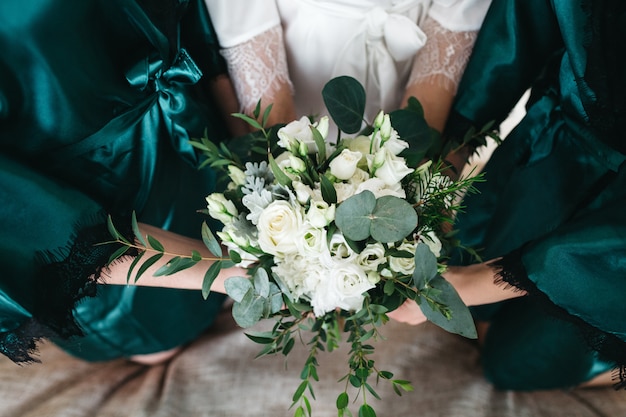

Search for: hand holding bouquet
xmin=108 ymin=76 xmax=497 ymax=417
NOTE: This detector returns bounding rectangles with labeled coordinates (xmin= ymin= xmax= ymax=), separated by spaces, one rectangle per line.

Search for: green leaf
xmin=365 ymin=383 xmax=381 ymax=400
xmin=320 ymin=175 xmax=338 ymax=205
xmin=358 ymin=404 xmax=376 ymax=417
xmin=310 ymin=125 xmax=326 ymax=161
xmin=202 ymin=260 xmax=222 ymax=299
xmin=292 ymin=381 xmax=308 ymax=403
xmin=418 ymin=274 xmax=477 ymax=338
xmin=232 ymin=289 xmax=265 ymax=328
xmin=107 ymin=246 xmax=129 ymax=265
xmin=269 ymin=153 xmax=293 ymax=187
xmin=147 ymin=235 xmax=164 ymax=252
xmin=294 ymin=406 xmax=305 ymax=417
xmin=322 ymin=76 xmax=366 ymax=134
xmin=412 ymin=243 xmax=439 ymax=288
xmin=232 ymin=112 xmax=263 ymax=130
xmin=224 ymin=276 xmax=253 ymax=302
xmin=130 ymin=212 xmax=147 ymax=247
xmin=369 ymin=196 xmax=418 ymax=242
xmin=106 ymin=215 xmax=121 ymax=240
xmin=262 ymin=103 xmax=273 ymax=127
xmin=153 ymin=256 xmax=198 ymax=276
xmin=389 ymin=106 xmax=435 ymax=167
xmin=201 ymin=222 xmax=222 ymax=257
xmin=253 ymin=268 xmax=271 ymax=298
xmin=282 ymin=337 xmax=295 ymax=356
xmin=335 ymin=191 xmax=418 ymax=243
xmin=335 ymin=190 xmax=377 ymax=241
xmin=245 ymin=332 xmax=276 ymax=344
xmin=126 ymin=250 xmax=145 ymax=284
xmin=134 ymin=253 xmax=163 ymax=282
xmin=336 ymin=392 xmax=349 ymax=410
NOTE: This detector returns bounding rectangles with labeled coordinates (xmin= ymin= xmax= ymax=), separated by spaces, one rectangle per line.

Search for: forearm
xmin=443 ymin=260 xmax=525 ymax=308
xmin=103 ymin=223 xmax=246 ymax=294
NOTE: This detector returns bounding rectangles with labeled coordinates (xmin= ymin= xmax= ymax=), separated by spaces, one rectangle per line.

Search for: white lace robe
xmin=205 ymin=0 xmax=491 ymax=127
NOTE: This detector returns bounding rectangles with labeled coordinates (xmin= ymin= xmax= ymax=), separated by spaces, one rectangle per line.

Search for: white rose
xmin=420 ymin=231 xmax=442 ymax=258
xmin=273 ymin=254 xmax=322 ymax=300
xmin=311 ymin=261 xmax=374 ymax=316
xmin=257 ymin=200 xmax=304 ymax=257
xmin=333 ymin=181 xmax=358 ymax=203
xmin=389 ymin=241 xmax=418 ymax=275
xmin=368 ymin=148 xmax=414 ymax=186
xmin=355 ymin=242 xmax=387 ymax=284
xmin=277 ymin=116 xmax=328 ymax=155
xmin=329 ymin=149 xmax=362 ymax=180
xmin=354 ymin=178 xmax=406 ymax=199
xmin=382 ymin=136 xmax=409 ymax=156
xmin=347 ymin=168 xmax=370 ymax=186
xmin=295 ymin=224 xmax=328 ymax=257
xmin=320 ymin=232 xmax=357 ymax=267
xmin=306 ymin=200 xmax=336 ymax=228
xmin=206 ymin=193 xmax=238 ymax=224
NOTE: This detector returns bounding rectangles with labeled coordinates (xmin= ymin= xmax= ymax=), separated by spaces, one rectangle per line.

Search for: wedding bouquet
xmin=107 ymin=76 xmax=495 ymax=417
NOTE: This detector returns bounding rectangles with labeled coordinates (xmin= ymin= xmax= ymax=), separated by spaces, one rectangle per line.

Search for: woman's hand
xmin=387 ymin=300 xmax=427 ymax=326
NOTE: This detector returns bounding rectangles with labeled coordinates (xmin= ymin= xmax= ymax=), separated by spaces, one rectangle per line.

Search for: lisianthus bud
xmin=315 ymin=116 xmax=329 ymax=140
xmin=206 ymin=193 xmax=238 ymax=224
xmin=380 ymin=114 xmax=392 ymax=141
xmin=228 ymin=165 xmax=246 ymax=186
xmin=373 ymin=110 xmax=385 ymax=129
xmin=289 ymin=155 xmax=307 ymax=173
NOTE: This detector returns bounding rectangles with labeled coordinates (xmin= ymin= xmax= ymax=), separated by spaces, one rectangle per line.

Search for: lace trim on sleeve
xmin=406 ymin=17 xmax=478 ymax=94
xmin=220 ymin=24 xmax=293 ymax=113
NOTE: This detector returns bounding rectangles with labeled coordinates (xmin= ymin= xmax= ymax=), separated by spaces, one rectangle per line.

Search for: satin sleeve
xmin=203 ymin=0 xmax=281 ymax=47
xmin=447 ymin=0 xmax=564 ymax=137
xmin=0 ymin=155 xmax=130 ymax=363
xmin=429 ymin=0 xmax=492 ymax=31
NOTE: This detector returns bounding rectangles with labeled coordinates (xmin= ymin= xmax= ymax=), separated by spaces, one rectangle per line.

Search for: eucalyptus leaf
xmin=369 ymin=196 xmax=417 ymax=243
xmin=336 ymin=392 xmax=349 ymax=410
xmin=224 ymin=276 xmax=253 ymax=303
xmin=253 ymin=268 xmax=271 ymax=298
xmin=335 ymin=190 xmax=377 ymax=241
xmin=322 ymin=76 xmax=366 ymax=134
xmin=418 ymin=274 xmax=477 ymax=339
xmin=232 ymin=289 xmax=265 ymax=328
xmin=411 ymin=243 xmax=439 ymax=288
xmin=201 ymin=222 xmax=222 ymax=257
xmin=359 ymin=404 xmax=376 ymax=417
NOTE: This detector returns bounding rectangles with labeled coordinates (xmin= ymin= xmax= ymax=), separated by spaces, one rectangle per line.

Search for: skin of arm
xmin=387 ymin=260 xmax=526 ymax=325
xmin=103 ymin=223 xmax=247 ymax=294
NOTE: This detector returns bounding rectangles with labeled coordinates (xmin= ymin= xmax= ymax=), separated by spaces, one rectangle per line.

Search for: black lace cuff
xmin=490 ymin=250 xmax=626 ymax=389
xmin=1 ymin=214 xmax=135 ymax=363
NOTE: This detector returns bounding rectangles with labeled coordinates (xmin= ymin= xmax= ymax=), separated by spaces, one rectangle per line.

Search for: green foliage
xmin=322 ymin=76 xmax=366 ymax=134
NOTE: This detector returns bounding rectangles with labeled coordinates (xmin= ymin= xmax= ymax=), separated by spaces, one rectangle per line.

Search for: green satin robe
xmin=447 ymin=0 xmax=626 ymax=389
xmin=0 ymin=0 xmax=229 ymax=361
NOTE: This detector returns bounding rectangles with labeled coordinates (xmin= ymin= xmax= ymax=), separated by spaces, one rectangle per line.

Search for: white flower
xmin=354 ymin=177 xmax=406 ymax=199
xmin=277 ymin=116 xmax=328 ymax=155
xmin=347 ymin=168 xmax=370 ymax=186
xmin=420 ymin=231 xmax=442 ymax=258
xmin=381 ymin=136 xmax=409 ymax=156
xmin=295 ymin=224 xmax=329 ymax=257
xmin=227 ymin=165 xmax=247 ymax=186
xmin=206 ymin=193 xmax=238 ymax=224
xmin=333 ymin=181 xmax=358 ymax=203
xmin=311 ymin=261 xmax=374 ymax=316
xmin=306 ymin=200 xmax=336 ymax=228
xmin=389 ymin=241 xmax=418 ymax=275
xmin=292 ymin=180 xmax=314 ymax=204
xmin=288 ymin=155 xmax=307 ymax=173
xmin=272 ymin=254 xmax=323 ymax=301
xmin=368 ymin=148 xmax=413 ymax=186
xmin=355 ymin=242 xmax=387 ymax=284
xmin=257 ymin=200 xmax=304 ymax=257
xmin=329 ymin=149 xmax=362 ymax=180
xmin=216 ymin=224 xmax=259 ymax=268
xmin=321 ymin=232 xmax=357 ymax=267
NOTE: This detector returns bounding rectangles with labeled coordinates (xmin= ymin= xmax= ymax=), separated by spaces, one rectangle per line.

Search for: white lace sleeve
xmin=406 ymin=17 xmax=478 ymax=94
xmin=220 ymin=25 xmax=293 ymax=113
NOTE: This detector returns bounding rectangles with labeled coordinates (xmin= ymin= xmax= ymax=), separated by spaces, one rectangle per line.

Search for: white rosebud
xmin=356 ymin=242 xmax=386 ymax=274
xmin=315 ymin=116 xmax=330 ymax=140
xmin=369 ymin=148 xmax=414 ymax=186
xmin=292 ymin=180 xmax=314 ymax=204
xmin=355 ymin=178 xmax=406 ymax=199
xmin=373 ymin=110 xmax=385 ymax=129
xmin=288 ymin=154 xmax=307 ymax=173
xmin=206 ymin=193 xmax=238 ymax=224
xmin=329 ymin=148 xmax=362 ymax=180
xmin=227 ymin=165 xmax=247 ymax=186
xmin=380 ymin=114 xmax=392 ymax=141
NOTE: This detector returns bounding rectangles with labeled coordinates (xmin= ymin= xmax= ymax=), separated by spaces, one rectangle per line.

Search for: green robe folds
xmin=0 ymin=0 xmax=229 ymax=362
xmin=446 ymin=0 xmax=626 ymax=389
